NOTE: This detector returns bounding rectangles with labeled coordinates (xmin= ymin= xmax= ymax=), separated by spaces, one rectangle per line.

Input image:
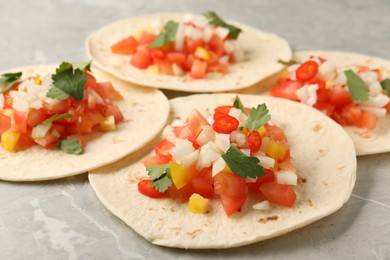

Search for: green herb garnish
xmin=58 ymin=138 xmax=82 ymax=155
xmin=381 ymin=78 xmax=390 ymax=94
xmin=344 ymin=69 xmax=369 ymax=101
xmin=48 ymin=62 xmax=87 ymax=101
xmin=204 ymin=11 xmax=242 ymax=40
xmin=42 ymin=113 xmax=72 ymax=125
xmin=277 ymin=59 xmax=298 ymax=66
xmin=74 ymin=61 xmax=91 ymax=72
xmin=222 ymin=146 xmax=264 ymax=178
xmin=0 ymin=72 xmax=22 ymax=94
xmin=232 ymin=96 xmax=248 ymax=116
xmin=242 ymin=103 xmax=271 ymax=131
xmin=148 ymin=21 xmax=179 ymax=48
xmin=46 ymin=86 xmax=70 ymax=100
xmin=146 ymin=164 xmax=172 ymax=192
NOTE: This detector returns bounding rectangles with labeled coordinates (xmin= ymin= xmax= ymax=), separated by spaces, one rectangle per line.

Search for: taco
xmin=86 ymin=12 xmax=291 ymax=92
xmin=0 ymin=64 xmax=169 ymax=181
xmin=268 ymin=50 xmax=390 ymax=155
xmin=89 ymin=94 xmax=356 ymax=249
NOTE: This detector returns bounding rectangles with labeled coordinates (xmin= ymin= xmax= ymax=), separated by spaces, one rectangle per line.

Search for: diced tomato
xmin=316 ymin=88 xmax=331 ymax=103
xmin=130 ymin=47 xmax=152 ymax=69
xmin=264 ymin=123 xmax=287 ymax=145
xmin=360 ymin=111 xmax=377 ymax=129
xmin=42 ymin=100 xmax=71 ymax=114
xmin=149 ymin=48 xmax=165 ymax=59
xmin=183 ymin=54 xmax=195 ymax=72
xmin=269 ymin=80 xmax=303 ymax=102
xmin=144 ymin=154 xmax=172 ymax=167
xmin=219 ymin=194 xmax=246 ymax=217
xmin=27 ymin=109 xmax=48 ymax=128
xmin=260 ymin=182 xmax=296 ymax=208
xmin=99 ymin=103 xmax=124 ymax=123
xmin=16 ymin=132 xmax=35 ymax=150
xmin=185 ymin=38 xmax=205 ymax=54
xmin=308 ymin=78 xmax=326 ymax=89
xmin=168 ymin=181 xmax=194 ymax=202
xmin=111 ymin=36 xmax=138 ymax=54
xmin=212 ymin=115 xmax=239 ymax=134
xmin=190 ymin=59 xmax=207 ymax=79
xmin=154 ymin=58 xmax=173 ymax=75
xmin=138 ymin=179 xmax=167 ymax=198
xmin=92 ymin=82 xmax=123 ymax=100
xmin=328 ymin=86 xmax=353 ymax=108
xmin=167 ymin=52 xmax=186 ymax=66
xmin=214 ymin=171 xmax=247 ymax=197
xmin=173 ymin=125 xmax=198 ymax=148
xmin=207 ymin=34 xmax=225 ymax=56
xmin=0 ymin=113 xmax=11 ymax=135
xmin=313 ymin=102 xmax=335 ymax=117
xmin=186 ymin=109 xmax=209 ymax=137
xmin=11 ymin=111 xmax=28 ymax=133
xmin=341 ymin=103 xmax=362 ymax=126
xmin=191 ymin=177 xmax=214 ymax=199
xmin=139 ymin=32 xmax=157 ymax=45
xmin=247 ymin=131 xmax=262 ymax=154
xmin=85 ymin=111 xmax=105 ymax=126
xmin=296 ymin=60 xmax=319 ymax=82
xmin=248 ymin=170 xmax=275 ymax=191
xmin=154 ymin=139 xmax=175 ymax=156
xmin=207 ymin=63 xmax=228 ymax=74
xmin=214 ymin=105 xmax=232 ymax=115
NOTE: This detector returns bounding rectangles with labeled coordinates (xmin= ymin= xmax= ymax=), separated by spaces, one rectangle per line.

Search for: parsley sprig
xmin=222 ymin=146 xmax=265 ymax=178
xmin=242 ymin=103 xmax=271 ymax=131
xmin=46 ymin=62 xmax=87 ymax=101
xmin=58 ymin=138 xmax=82 ymax=155
xmin=232 ymin=96 xmax=248 ymax=116
xmin=344 ymin=69 xmax=369 ymax=102
xmin=42 ymin=113 xmax=72 ymax=125
xmin=204 ymin=11 xmax=242 ymax=40
xmin=148 ymin=21 xmax=179 ymax=48
xmin=277 ymin=59 xmax=298 ymax=66
xmin=0 ymin=72 xmax=22 ymax=94
xmin=146 ymin=164 xmax=172 ymax=192
xmin=381 ymin=78 xmax=390 ymax=94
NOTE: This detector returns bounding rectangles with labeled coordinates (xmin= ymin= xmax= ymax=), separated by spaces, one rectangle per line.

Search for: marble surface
xmin=1 ymin=0 xmax=390 ymax=259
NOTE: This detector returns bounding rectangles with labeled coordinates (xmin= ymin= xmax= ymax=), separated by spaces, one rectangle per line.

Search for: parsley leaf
xmin=277 ymin=59 xmax=298 ymax=66
xmin=46 ymin=85 xmax=70 ymax=100
xmin=232 ymin=96 xmax=248 ymax=116
xmin=0 ymin=72 xmax=22 ymax=94
xmin=222 ymin=146 xmax=265 ymax=178
xmin=204 ymin=11 xmax=242 ymax=40
xmin=381 ymin=78 xmax=390 ymax=94
xmin=49 ymin=62 xmax=87 ymax=101
xmin=148 ymin=21 xmax=179 ymax=48
xmin=242 ymin=103 xmax=271 ymax=131
xmin=74 ymin=61 xmax=91 ymax=72
xmin=42 ymin=113 xmax=72 ymax=125
xmin=58 ymin=138 xmax=82 ymax=155
xmin=146 ymin=164 xmax=172 ymax=192
xmin=344 ymin=69 xmax=369 ymax=101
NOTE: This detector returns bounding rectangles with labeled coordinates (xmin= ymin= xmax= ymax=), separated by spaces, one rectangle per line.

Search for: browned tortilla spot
xmin=112 ymin=137 xmax=125 ymax=144
xmin=258 ymin=215 xmax=279 ymax=224
xmin=170 ymin=207 xmax=176 ymax=212
xmin=298 ymin=177 xmax=307 ymax=184
xmin=308 ymin=199 xmax=313 ymax=207
xmin=187 ymin=229 xmax=203 ymax=237
xmin=312 ymin=123 xmax=322 ymax=133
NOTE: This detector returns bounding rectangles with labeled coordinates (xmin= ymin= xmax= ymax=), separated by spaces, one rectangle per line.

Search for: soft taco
xmin=0 ymin=64 xmax=169 ymax=181
xmin=86 ymin=12 xmax=291 ymax=92
xmin=89 ymin=94 xmax=356 ymax=249
xmin=268 ymin=50 xmax=390 ymax=155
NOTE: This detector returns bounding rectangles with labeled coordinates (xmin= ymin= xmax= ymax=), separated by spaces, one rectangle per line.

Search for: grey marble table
xmin=1 ymin=0 xmax=390 ymax=259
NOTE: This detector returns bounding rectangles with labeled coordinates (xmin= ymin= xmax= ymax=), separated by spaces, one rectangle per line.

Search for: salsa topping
xmin=138 ymin=96 xmax=298 ymax=217
xmin=111 ymin=11 xmax=244 ymax=80
xmin=270 ymin=56 xmax=390 ymax=129
xmin=0 ymin=62 xmax=124 ymax=154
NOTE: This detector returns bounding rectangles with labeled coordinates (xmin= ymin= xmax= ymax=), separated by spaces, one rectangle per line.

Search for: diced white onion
xmin=240 ymin=148 xmax=251 ymax=156
xmin=275 ymin=170 xmax=297 ymax=186
xmin=239 ymin=112 xmax=248 ymax=123
xmin=161 ymin=125 xmax=176 ymax=143
xmin=202 ymin=26 xmax=213 ymax=42
xmin=334 ymin=68 xmax=347 ymax=85
xmin=196 ymin=125 xmax=215 ymax=146
xmin=212 ymin=156 xmax=226 ymax=176
xmin=180 ymin=150 xmax=199 ymax=167
xmin=172 ymin=63 xmax=184 ymax=76
xmin=10 ymin=91 xmax=29 ymax=112
xmin=255 ymin=155 xmax=276 ymax=169
xmin=88 ymin=88 xmax=104 ymax=104
xmin=171 ymin=118 xmax=185 ymax=127
xmin=197 ymin=142 xmax=221 ymax=169
xmin=215 ymin=27 xmax=230 ymax=39
xmin=175 ymin=24 xmax=185 ymax=51
xmin=360 ymin=106 xmax=387 ymax=118
xmin=295 ymin=83 xmax=319 ymax=106
xmin=214 ymin=133 xmax=230 ymax=153
xmin=368 ymin=81 xmax=383 ymax=96
xmin=183 ymin=14 xmax=194 ymax=23
xmin=318 ymin=61 xmax=337 ymax=81
xmin=223 ymin=40 xmax=235 ymax=54
xmin=253 ymin=200 xmax=271 ymax=211
xmin=362 ymin=93 xmax=390 ymax=107
xmin=359 ymin=71 xmax=378 ymax=86
xmin=218 ymin=55 xmax=230 ymax=64
xmin=206 ymin=114 xmax=214 ymax=126
xmin=245 ymin=177 xmax=257 ymax=183
xmin=170 ymin=139 xmax=195 ymax=162
xmin=32 ymin=123 xmax=52 ymax=140
xmin=233 ymin=131 xmax=246 ymax=147
xmin=228 ymin=107 xmax=241 ymax=120
xmin=185 ymin=26 xmax=204 ymax=41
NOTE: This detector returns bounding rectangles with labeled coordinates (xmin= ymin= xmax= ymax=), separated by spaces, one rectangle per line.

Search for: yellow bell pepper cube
xmin=170 ymin=162 xmax=190 ymax=189
xmin=266 ymin=140 xmax=287 ymax=159
xmin=146 ymin=65 xmax=159 ymax=74
xmin=1 ymin=130 xmax=20 ymax=152
xmin=257 ymin=126 xmax=266 ymax=136
xmin=189 ymin=193 xmax=209 ymax=214
xmin=194 ymin=47 xmax=210 ymax=61
xmin=100 ymin=115 xmax=116 ymax=132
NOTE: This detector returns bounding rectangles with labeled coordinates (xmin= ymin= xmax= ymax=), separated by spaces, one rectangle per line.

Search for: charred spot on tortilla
xmin=312 ymin=122 xmax=322 ymax=133
xmin=258 ymin=216 xmax=279 ymax=224
xmin=298 ymin=177 xmax=307 ymax=184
